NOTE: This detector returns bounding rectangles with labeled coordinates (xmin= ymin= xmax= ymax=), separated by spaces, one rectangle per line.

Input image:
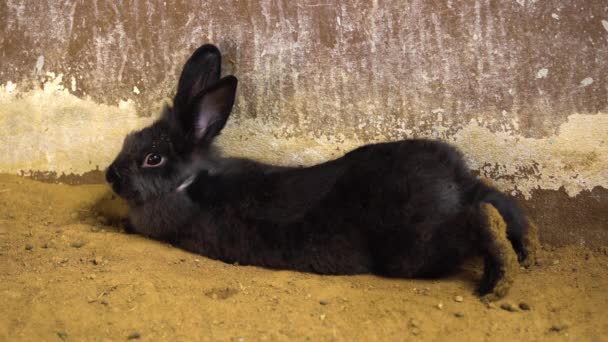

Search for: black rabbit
xmin=106 ymin=44 xmax=538 ymax=301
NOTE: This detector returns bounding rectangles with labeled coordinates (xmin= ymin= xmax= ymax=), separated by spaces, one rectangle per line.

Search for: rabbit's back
xmin=332 ymin=139 xmax=475 ymax=224
xmin=315 ymin=140 xmax=479 ymax=275
xmin=183 ymin=139 xmax=478 ymax=275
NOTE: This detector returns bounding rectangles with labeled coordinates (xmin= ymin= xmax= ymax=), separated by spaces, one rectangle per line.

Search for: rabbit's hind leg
xmin=475 ymin=178 xmax=539 ymax=267
xmin=520 ymin=220 xmax=540 ymax=268
xmin=477 ymin=203 xmax=519 ymax=302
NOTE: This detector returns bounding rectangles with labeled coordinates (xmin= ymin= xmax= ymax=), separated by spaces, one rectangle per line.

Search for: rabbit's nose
xmin=106 ymin=165 xmax=122 ymax=184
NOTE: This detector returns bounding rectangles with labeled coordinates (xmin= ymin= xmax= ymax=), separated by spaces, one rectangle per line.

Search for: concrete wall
xmin=1 ymin=0 xmax=606 ymax=246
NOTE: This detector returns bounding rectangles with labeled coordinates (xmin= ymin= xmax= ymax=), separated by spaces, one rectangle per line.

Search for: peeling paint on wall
xmin=219 ymin=112 xmax=608 ymax=200
xmin=1 ymin=75 xmax=606 ymax=201
xmin=451 ymin=114 xmax=607 ymax=199
xmin=0 ymin=75 xmax=154 ymax=176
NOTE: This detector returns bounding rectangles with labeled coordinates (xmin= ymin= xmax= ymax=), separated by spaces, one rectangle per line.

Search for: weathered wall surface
xmin=1 ymin=0 xmax=607 ymax=246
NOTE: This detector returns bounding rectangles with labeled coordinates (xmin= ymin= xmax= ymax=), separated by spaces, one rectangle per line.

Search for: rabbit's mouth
xmin=109 ymin=182 xmax=137 ymax=202
xmin=106 ymin=176 xmax=141 ymax=204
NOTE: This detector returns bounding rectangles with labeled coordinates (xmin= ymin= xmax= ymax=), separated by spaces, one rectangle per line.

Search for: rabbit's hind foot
xmin=477 ymin=203 xmax=519 ymax=302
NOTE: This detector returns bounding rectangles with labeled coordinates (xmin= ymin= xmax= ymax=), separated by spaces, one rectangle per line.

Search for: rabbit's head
xmin=106 ymin=44 xmax=237 ymax=205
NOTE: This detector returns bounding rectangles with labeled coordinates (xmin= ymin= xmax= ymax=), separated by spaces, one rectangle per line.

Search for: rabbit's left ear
xmin=188 ymin=75 xmax=238 ymax=144
xmin=173 ymin=44 xmax=222 ymax=114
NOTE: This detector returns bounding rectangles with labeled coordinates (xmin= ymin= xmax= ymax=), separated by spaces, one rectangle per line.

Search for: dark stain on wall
xmin=1 ymin=1 xmax=606 ymax=138
xmin=521 ymin=187 xmax=608 ymax=248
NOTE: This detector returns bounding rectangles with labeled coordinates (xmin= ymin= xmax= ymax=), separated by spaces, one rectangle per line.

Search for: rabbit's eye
xmin=143 ymin=153 xmax=165 ymax=168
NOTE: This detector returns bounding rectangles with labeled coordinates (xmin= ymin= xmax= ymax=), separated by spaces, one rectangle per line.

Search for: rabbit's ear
xmin=190 ymin=75 xmax=238 ymax=144
xmin=173 ymin=44 xmax=222 ymax=113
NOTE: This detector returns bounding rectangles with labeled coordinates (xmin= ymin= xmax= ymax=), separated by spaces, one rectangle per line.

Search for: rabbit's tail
xmin=470 ymin=179 xmax=539 ymax=267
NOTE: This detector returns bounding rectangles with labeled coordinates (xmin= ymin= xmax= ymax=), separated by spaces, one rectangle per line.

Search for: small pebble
xmin=552 ymin=260 xmax=560 ymax=265
xmin=454 ymin=295 xmax=464 ymax=303
xmin=413 ymin=287 xmax=430 ymax=295
xmin=92 ymin=257 xmax=103 ymax=265
xmin=319 ymin=300 xmax=329 ymax=305
xmin=409 ymin=319 xmax=420 ymax=328
xmin=549 ymin=325 xmax=567 ymax=333
xmin=127 ymin=331 xmax=141 ymax=339
xmin=519 ymin=302 xmax=531 ymax=311
xmin=96 ymin=215 xmax=108 ymax=225
xmin=70 ymin=240 xmax=86 ymax=248
xmin=319 ymin=314 xmax=326 ymax=321
xmin=436 ymin=302 xmax=444 ymax=310
xmin=70 ymin=213 xmax=78 ymax=220
xmin=454 ymin=312 xmax=465 ymax=318
xmin=56 ymin=331 xmax=68 ymax=340
xmin=25 ymin=244 xmax=34 ymax=251
xmin=485 ymin=302 xmax=498 ymax=310
xmin=500 ymin=303 xmax=518 ymax=312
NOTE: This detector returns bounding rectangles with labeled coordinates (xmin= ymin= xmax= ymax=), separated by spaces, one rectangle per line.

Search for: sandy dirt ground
xmin=1 ymin=174 xmax=607 ymax=341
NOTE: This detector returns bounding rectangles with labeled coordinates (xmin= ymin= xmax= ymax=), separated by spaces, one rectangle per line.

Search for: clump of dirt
xmin=0 ymin=174 xmax=607 ymax=340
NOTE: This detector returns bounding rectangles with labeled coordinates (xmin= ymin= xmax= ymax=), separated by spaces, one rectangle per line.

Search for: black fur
xmin=106 ymin=44 xmax=534 ymax=297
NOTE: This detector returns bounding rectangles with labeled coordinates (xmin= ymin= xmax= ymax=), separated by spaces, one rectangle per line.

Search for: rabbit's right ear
xmin=188 ymin=75 xmax=238 ymax=145
xmin=173 ymin=44 xmax=222 ymax=113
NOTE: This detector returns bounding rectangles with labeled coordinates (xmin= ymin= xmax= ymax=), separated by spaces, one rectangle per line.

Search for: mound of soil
xmin=0 ymin=174 xmax=606 ymax=340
